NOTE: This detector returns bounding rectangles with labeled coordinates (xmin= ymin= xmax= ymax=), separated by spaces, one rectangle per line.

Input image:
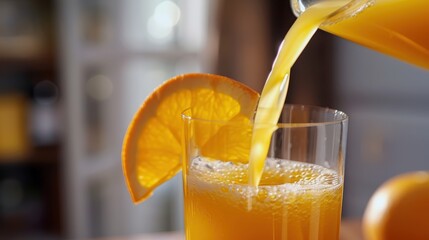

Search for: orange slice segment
xmin=122 ymin=73 xmax=259 ymax=203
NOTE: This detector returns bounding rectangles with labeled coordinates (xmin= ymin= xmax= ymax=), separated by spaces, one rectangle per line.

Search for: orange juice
xmin=322 ymin=0 xmax=429 ymax=69
xmin=184 ymin=157 xmax=343 ymax=240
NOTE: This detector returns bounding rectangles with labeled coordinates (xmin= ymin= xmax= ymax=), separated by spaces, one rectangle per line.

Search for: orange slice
xmin=122 ymin=73 xmax=259 ymax=203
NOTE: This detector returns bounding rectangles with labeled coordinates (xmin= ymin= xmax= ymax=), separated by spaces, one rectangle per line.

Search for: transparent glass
xmin=182 ymin=105 xmax=348 ymax=240
xmin=290 ymin=0 xmax=429 ymax=70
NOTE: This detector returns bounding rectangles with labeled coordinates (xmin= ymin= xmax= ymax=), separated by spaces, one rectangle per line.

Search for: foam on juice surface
xmin=188 ymin=157 xmax=342 ymax=212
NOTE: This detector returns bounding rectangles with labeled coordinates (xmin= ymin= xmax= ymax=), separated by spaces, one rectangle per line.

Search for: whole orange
xmin=363 ymin=171 xmax=429 ymax=240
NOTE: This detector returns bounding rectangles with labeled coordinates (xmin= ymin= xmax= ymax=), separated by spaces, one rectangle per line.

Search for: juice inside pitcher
xmin=318 ymin=0 xmax=429 ymax=69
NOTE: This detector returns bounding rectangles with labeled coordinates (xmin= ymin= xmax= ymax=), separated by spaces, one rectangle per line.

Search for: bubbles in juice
xmin=189 ymin=157 xmax=342 ymax=205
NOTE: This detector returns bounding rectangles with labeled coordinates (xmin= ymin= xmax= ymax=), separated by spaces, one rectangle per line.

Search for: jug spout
xmin=291 ymin=0 xmax=374 ymax=25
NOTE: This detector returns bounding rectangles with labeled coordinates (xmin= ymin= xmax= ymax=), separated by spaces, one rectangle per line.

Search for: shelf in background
xmin=0 ymin=144 xmax=61 ymax=165
xmin=0 ymin=143 xmax=63 ymax=238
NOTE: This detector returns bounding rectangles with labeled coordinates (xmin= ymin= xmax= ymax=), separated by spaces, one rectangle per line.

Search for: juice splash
xmin=185 ymin=157 xmax=343 ymax=240
xmin=322 ymin=0 xmax=429 ymax=70
xmin=248 ymin=0 xmax=350 ymax=186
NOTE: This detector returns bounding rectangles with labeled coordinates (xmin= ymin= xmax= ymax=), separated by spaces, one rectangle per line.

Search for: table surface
xmin=95 ymin=220 xmax=364 ymax=240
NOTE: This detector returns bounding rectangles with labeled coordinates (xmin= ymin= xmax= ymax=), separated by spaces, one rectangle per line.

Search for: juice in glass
xmin=184 ymin=158 xmax=343 ymax=239
xmin=182 ymin=105 xmax=348 ymax=240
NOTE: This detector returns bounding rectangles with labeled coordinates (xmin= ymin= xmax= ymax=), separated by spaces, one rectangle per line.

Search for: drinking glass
xmin=182 ymin=104 xmax=348 ymax=240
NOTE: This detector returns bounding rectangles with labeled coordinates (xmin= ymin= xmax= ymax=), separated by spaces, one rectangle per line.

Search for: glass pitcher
xmin=290 ymin=0 xmax=429 ymax=70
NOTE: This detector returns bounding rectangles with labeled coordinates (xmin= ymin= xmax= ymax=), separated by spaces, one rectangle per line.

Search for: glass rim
xmin=182 ymin=104 xmax=348 ymax=128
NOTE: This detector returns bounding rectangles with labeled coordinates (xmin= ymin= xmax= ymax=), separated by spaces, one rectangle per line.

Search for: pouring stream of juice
xmin=249 ymin=0 xmax=429 ymax=185
xmin=248 ymin=0 xmax=350 ymax=186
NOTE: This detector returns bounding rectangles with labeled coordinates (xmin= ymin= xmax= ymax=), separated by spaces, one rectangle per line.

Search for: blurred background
xmin=0 ymin=0 xmax=428 ymax=239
